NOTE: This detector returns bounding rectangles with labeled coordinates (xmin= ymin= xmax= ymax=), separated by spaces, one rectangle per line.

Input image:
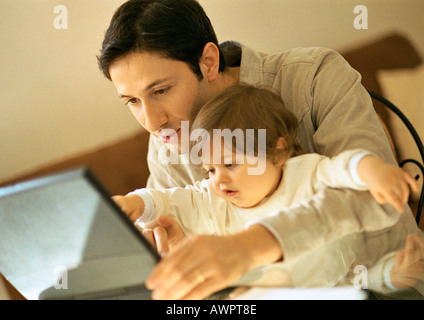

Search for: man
xmin=98 ymin=0 xmax=419 ymax=299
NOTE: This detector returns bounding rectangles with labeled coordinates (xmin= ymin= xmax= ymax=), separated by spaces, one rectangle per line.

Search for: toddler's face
xmin=202 ymin=144 xmax=282 ymax=208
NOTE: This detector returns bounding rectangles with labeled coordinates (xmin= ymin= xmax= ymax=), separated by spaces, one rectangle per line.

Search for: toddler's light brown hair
xmin=190 ymin=84 xmax=302 ymax=166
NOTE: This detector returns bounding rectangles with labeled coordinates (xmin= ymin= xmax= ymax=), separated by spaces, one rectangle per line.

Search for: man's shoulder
xmin=240 ymin=44 xmax=345 ymax=84
xmin=276 ymin=46 xmax=340 ymax=65
xmin=255 ymin=47 xmax=343 ymax=73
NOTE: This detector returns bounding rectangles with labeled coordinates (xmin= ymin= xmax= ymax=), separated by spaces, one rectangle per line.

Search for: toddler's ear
xmin=275 ymin=137 xmax=287 ymax=150
xmin=272 ymin=137 xmax=289 ymax=167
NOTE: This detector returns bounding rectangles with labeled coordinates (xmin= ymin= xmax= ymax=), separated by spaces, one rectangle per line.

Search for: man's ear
xmin=199 ymin=42 xmax=220 ymax=82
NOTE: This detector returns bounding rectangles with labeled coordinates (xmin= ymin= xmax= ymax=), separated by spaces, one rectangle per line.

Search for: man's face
xmin=109 ymin=52 xmax=209 ymax=153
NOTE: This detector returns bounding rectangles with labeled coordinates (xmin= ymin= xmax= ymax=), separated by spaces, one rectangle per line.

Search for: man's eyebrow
xmin=119 ymin=77 xmax=172 ymax=99
xmin=145 ymin=77 xmax=172 ymax=90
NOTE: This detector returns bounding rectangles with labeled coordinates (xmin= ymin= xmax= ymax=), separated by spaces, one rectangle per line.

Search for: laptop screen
xmin=0 ymin=168 xmax=159 ymax=300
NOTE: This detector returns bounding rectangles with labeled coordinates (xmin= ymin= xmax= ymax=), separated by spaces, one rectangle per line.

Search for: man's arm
xmin=265 ymin=49 xmax=402 ymax=259
xmin=309 ymin=49 xmax=396 ymax=164
xmin=255 ymin=188 xmax=401 ymax=261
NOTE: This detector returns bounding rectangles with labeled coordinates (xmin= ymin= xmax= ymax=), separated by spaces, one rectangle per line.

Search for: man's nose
xmin=142 ymin=101 xmax=168 ymax=132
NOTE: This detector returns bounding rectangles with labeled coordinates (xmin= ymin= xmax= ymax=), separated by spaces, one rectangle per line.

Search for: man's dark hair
xmin=98 ymin=0 xmax=226 ymax=80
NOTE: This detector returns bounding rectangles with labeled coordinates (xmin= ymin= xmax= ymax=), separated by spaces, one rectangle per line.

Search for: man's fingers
xmin=142 ymin=225 xmax=171 ymax=256
xmin=142 ymin=229 xmax=156 ymax=250
xmin=156 ymin=215 xmax=175 ymax=227
xmin=157 ymin=216 xmax=182 ymax=236
xmin=154 ymin=226 xmax=170 ymax=256
xmin=157 ymin=215 xmax=186 ymax=249
xmin=181 ymin=277 xmax=227 ymax=300
xmin=146 ymin=237 xmax=195 ymax=292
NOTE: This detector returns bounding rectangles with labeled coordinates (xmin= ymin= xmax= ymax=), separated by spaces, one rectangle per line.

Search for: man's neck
xmin=209 ymin=40 xmax=242 ymax=95
xmin=211 ymin=66 xmax=240 ymax=96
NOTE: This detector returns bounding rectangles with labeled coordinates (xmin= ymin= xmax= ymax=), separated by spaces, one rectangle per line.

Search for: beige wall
xmin=201 ymin=0 xmax=424 ymax=55
xmin=1 ymin=0 xmax=423 ymax=183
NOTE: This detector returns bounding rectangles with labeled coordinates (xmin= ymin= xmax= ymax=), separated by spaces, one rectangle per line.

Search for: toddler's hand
xmin=358 ymin=156 xmax=419 ymax=213
xmin=112 ymin=194 xmax=145 ymax=222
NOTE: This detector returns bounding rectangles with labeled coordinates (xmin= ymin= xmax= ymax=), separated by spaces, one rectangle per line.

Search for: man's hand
xmin=145 ymin=224 xmax=282 ymax=300
xmin=390 ymin=234 xmax=424 ymax=289
xmin=142 ymin=215 xmax=186 ymax=256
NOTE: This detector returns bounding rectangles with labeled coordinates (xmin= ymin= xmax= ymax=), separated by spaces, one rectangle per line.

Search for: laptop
xmin=0 ymin=168 xmax=160 ymax=300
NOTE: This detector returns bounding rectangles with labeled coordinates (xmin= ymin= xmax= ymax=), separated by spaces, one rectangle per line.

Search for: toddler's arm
xmin=356 ymin=155 xmax=419 ymax=213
